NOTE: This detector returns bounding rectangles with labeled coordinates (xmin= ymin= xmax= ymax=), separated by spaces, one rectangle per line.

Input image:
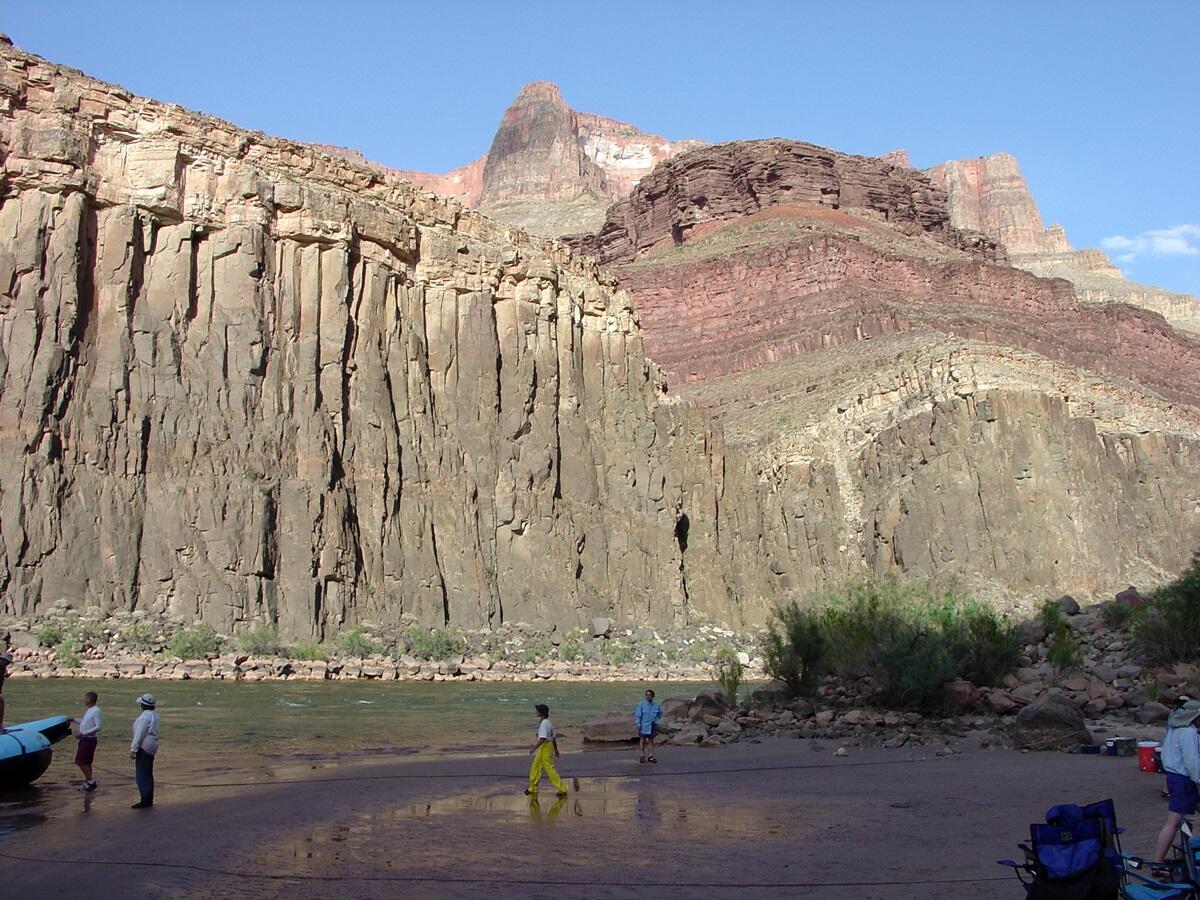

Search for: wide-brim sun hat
xmin=1168 ymin=699 xmax=1200 ymax=729
xmin=136 ymin=693 xmax=156 ymax=709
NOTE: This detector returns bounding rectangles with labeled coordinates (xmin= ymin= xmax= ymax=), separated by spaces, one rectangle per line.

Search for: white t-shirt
xmin=537 ymin=718 xmax=555 ymax=741
xmin=78 ymin=706 xmax=102 ymax=737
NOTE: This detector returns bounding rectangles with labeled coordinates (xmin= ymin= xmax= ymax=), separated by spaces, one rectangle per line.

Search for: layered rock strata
xmin=0 ymin=42 xmax=770 ymax=636
xmin=570 ymin=141 xmax=1200 ymax=599
xmin=929 ymin=153 xmax=1200 ymax=333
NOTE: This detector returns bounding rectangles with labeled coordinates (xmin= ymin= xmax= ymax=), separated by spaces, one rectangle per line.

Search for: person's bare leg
xmin=1155 ymin=811 xmax=1182 ymax=862
xmin=81 ymin=763 xmax=93 ymax=783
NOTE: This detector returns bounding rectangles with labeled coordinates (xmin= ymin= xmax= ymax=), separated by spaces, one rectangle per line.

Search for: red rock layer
xmin=567 ymin=140 xmax=1004 ymax=264
xmin=618 ymin=230 xmax=1200 ymax=409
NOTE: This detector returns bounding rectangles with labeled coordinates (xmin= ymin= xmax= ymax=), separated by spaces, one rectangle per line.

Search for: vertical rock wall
xmin=0 ymin=45 xmax=747 ymax=637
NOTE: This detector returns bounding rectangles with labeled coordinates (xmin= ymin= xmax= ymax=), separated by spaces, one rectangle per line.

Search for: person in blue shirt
xmin=635 ymin=689 xmax=662 ymax=764
xmin=1154 ymin=699 xmax=1200 ymax=865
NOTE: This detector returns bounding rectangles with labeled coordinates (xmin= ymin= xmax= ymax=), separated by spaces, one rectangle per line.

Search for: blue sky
xmin=5 ymin=1 xmax=1197 ymax=294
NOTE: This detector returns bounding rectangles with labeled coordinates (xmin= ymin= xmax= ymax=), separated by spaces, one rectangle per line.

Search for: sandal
xmin=639 ymin=755 xmax=646 ymax=763
xmin=648 ymin=756 xmax=658 ymax=764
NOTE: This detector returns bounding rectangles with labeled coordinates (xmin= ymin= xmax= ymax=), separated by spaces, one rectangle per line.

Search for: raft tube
xmin=0 ymin=728 xmax=53 ymax=789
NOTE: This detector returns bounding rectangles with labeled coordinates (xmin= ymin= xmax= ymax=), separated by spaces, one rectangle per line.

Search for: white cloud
xmin=1101 ymin=224 xmax=1200 ymax=261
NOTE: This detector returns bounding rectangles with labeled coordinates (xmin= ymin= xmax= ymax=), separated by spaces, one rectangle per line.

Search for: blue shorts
xmin=1166 ymin=772 xmax=1200 ymax=815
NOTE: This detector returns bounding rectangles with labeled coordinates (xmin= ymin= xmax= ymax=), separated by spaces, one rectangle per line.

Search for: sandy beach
xmin=0 ymin=737 xmax=1175 ymax=898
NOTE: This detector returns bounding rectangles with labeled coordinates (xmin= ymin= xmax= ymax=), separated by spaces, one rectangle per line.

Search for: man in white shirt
xmin=68 ymin=691 xmax=101 ymax=792
xmin=130 ymin=693 xmax=159 ymax=809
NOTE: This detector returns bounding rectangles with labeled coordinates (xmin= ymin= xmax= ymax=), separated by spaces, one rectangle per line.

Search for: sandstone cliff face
xmin=929 ymin=153 xmax=1200 ymax=333
xmin=570 ymin=140 xmax=1200 ymax=602
xmin=0 ymin=43 xmax=780 ymax=636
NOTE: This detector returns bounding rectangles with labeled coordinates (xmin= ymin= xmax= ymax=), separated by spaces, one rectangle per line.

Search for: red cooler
xmin=1137 ymin=741 xmax=1161 ymax=773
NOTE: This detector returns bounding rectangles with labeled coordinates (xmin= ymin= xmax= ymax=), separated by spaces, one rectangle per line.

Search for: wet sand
xmin=0 ymin=738 xmax=1174 ymax=898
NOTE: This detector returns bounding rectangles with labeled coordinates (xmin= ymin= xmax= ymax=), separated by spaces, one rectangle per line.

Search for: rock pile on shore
xmin=582 ymin=599 xmax=1199 ymax=752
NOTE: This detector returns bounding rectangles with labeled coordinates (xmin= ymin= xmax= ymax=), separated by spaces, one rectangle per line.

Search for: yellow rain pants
xmin=528 ymin=742 xmax=566 ymax=793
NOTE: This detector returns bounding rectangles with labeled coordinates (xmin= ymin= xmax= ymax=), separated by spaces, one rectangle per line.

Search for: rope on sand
xmin=0 ymin=848 xmax=1014 ymax=887
xmin=89 ymin=753 xmax=945 ymax=789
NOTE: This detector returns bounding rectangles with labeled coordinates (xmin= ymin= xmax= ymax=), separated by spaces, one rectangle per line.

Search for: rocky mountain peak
xmin=512 ymin=80 xmax=566 ymax=103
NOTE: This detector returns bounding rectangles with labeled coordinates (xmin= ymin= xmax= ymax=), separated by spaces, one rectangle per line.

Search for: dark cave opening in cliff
xmin=675 ymin=513 xmax=689 ymax=553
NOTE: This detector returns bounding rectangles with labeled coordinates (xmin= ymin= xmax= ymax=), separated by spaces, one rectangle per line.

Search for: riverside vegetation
xmin=585 ymin=559 xmax=1200 ymax=754
xmin=4 ymin=555 xmax=1196 ymax=698
xmin=3 ymin=607 xmax=764 ymax=683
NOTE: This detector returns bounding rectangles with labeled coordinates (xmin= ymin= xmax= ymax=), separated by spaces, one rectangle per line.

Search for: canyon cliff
xmin=567 ymin=139 xmax=1200 ymax=602
xmin=0 ymin=42 xmax=782 ymax=637
xmin=0 ymin=41 xmax=1197 ymax=641
xmin=928 ymin=153 xmax=1200 ymax=333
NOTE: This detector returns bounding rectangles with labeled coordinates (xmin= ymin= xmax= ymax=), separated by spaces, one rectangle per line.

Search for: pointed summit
xmin=512 ymin=81 xmax=565 ymax=103
xmin=479 ymin=81 xmax=608 ymax=208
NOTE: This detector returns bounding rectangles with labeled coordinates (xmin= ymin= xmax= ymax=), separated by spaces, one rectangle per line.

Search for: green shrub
xmin=875 ymin=626 xmax=957 ymax=709
xmin=761 ymin=576 xmax=1021 ymax=711
xmin=558 ymin=638 xmax=582 ymax=662
xmin=764 ymin=601 xmax=827 ymax=696
xmin=1133 ymin=551 xmax=1200 ymax=664
xmin=339 ymin=628 xmax=381 ymax=658
xmin=37 ymin=623 xmax=66 ymax=648
xmin=1101 ymin=603 xmax=1134 ymax=630
xmin=118 ymin=621 xmax=157 ymax=652
xmin=238 ymin=623 xmax=282 ymax=656
xmin=56 ymin=644 xmax=81 ymax=667
xmin=1046 ymin=621 xmax=1084 ymax=675
xmin=687 ymin=643 xmax=711 ymax=664
xmin=600 ymin=641 xmax=635 ymax=666
xmin=1041 ymin=599 xmax=1064 ymax=634
xmin=403 ymin=626 xmax=466 ymax=661
xmin=714 ymin=648 xmax=745 ymax=707
xmin=289 ymin=642 xmax=327 ymax=661
xmin=941 ymin=603 xmax=1023 ymax=686
xmin=168 ymin=623 xmax=221 ymax=659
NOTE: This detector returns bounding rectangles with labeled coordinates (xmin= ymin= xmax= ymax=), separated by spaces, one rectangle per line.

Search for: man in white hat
xmin=1154 ymin=699 xmax=1200 ymax=864
xmin=129 ymin=693 xmax=159 ymax=809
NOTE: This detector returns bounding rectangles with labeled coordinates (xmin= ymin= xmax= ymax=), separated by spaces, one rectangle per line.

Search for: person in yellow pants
xmin=526 ymin=704 xmax=568 ymax=797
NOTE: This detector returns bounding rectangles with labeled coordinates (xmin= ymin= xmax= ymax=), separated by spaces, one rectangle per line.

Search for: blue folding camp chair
xmin=1119 ymin=818 xmax=1198 ymax=900
xmin=999 ymin=799 xmax=1122 ymax=899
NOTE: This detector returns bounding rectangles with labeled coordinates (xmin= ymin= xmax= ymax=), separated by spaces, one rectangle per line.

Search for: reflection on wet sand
xmin=253 ymin=777 xmax=818 ymax=881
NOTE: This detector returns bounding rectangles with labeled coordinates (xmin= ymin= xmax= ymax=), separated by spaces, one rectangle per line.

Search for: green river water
xmin=3 ymin=678 xmax=720 ymax=771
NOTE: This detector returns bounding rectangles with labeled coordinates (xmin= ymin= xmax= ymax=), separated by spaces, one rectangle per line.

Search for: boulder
xmin=1056 ymin=595 xmax=1081 ymax=615
xmin=943 ymin=678 xmax=981 ymax=712
xmin=1114 ymin=587 xmax=1148 ymax=607
xmin=581 ymin=712 xmax=637 ymax=743
xmin=750 ymin=680 xmax=792 ymax=706
xmin=689 ymin=690 xmax=728 ymax=721
xmin=660 ymin=698 xmax=690 ymax=721
xmin=667 ymin=725 xmax=707 ymax=745
xmin=591 ymin=618 xmax=612 ymax=638
xmin=1137 ymin=702 xmax=1170 ymax=725
xmin=986 ymin=690 xmax=1018 ymax=715
xmin=1011 ymin=692 xmax=1092 ymax=750
xmin=790 ymin=699 xmax=815 ymax=718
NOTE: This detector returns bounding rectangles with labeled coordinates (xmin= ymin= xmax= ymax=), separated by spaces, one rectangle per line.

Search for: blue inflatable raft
xmin=0 ymin=715 xmax=71 ymax=789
